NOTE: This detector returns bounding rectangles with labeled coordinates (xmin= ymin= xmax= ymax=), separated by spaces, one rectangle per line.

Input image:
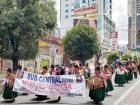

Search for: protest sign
xmin=13 ymin=71 xmax=86 ymax=97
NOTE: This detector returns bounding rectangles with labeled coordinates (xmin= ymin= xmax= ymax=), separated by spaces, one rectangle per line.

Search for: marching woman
xmin=123 ymin=66 xmax=129 ymax=83
xmin=126 ymin=62 xmax=133 ymax=81
xmin=1 ymin=68 xmax=18 ymax=102
xmin=35 ymin=66 xmax=50 ymax=99
xmin=88 ymin=67 xmax=106 ymax=104
xmin=103 ymin=65 xmax=114 ymax=95
xmin=115 ymin=62 xmax=125 ymax=87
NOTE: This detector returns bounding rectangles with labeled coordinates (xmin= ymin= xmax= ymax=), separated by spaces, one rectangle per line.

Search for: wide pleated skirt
xmin=89 ymin=87 xmax=105 ymax=103
xmin=115 ymin=74 xmax=125 ymax=85
xmin=127 ymin=72 xmax=133 ymax=81
xmin=106 ymin=79 xmax=114 ymax=92
xmin=3 ymin=84 xmax=18 ymax=99
xmin=124 ymin=72 xmax=129 ymax=83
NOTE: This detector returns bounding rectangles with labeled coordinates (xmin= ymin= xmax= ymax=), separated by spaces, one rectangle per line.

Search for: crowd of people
xmin=1 ymin=61 xmax=140 ymax=104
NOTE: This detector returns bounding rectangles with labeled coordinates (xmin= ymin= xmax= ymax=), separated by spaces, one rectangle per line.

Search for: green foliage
xmin=0 ymin=0 xmax=57 ymax=70
xmin=63 ymin=24 xmax=100 ymax=64
xmin=122 ymin=54 xmax=132 ymax=61
xmin=107 ymin=52 xmax=120 ymax=62
xmin=133 ymin=55 xmax=138 ymax=61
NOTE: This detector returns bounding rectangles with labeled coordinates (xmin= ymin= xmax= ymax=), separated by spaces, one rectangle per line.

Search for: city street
xmin=1 ymin=75 xmax=140 ymax=105
xmin=0 ymin=1 xmax=139 ymax=105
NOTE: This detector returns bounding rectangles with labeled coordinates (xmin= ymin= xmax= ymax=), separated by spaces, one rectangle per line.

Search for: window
xmin=65 ymin=15 xmax=69 ymax=19
xmin=65 ymin=4 xmax=69 ymax=7
xmin=65 ymin=9 xmax=69 ymax=13
xmin=82 ymin=0 xmax=86 ymax=3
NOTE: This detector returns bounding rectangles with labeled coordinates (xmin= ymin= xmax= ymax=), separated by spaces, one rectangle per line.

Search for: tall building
xmin=60 ymin=0 xmax=74 ymax=38
xmin=59 ymin=0 xmax=116 ymax=52
xmin=74 ymin=0 xmax=115 ymax=52
xmin=128 ymin=0 xmax=140 ymax=49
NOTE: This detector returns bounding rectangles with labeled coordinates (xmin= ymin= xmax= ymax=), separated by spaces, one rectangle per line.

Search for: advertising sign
xmin=74 ymin=5 xmax=98 ymax=16
xmin=110 ymin=32 xmax=118 ymax=38
xmin=74 ymin=18 xmax=97 ymax=30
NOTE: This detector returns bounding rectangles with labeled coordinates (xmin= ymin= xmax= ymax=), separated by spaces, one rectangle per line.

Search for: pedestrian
xmin=103 ymin=65 xmax=114 ymax=96
xmin=114 ymin=62 xmax=125 ymax=87
xmin=23 ymin=67 xmax=27 ymax=71
xmin=88 ymin=67 xmax=106 ymax=104
xmin=132 ymin=61 xmax=138 ymax=79
xmin=74 ymin=65 xmax=80 ymax=75
xmin=84 ymin=63 xmax=91 ymax=79
xmin=107 ymin=62 xmax=113 ymax=75
xmin=123 ymin=67 xmax=129 ymax=83
xmin=22 ymin=67 xmax=28 ymax=95
xmin=79 ymin=63 xmax=85 ymax=76
xmin=68 ymin=64 xmax=74 ymax=75
xmin=35 ymin=66 xmax=50 ymax=99
xmin=126 ymin=62 xmax=133 ymax=81
xmin=50 ymin=65 xmax=57 ymax=75
xmin=61 ymin=64 xmax=66 ymax=75
xmin=55 ymin=66 xmax=65 ymax=101
xmin=1 ymin=68 xmax=18 ymax=102
xmin=17 ymin=65 xmax=22 ymax=71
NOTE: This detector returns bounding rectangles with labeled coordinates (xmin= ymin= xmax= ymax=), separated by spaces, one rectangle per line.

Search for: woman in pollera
xmin=2 ymin=68 xmax=18 ymax=102
xmin=103 ymin=65 xmax=114 ymax=96
xmin=88 ymin=67 xmax=106 ymax=104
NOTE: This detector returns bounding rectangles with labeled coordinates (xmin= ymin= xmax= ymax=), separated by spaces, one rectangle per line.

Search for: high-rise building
xmin=73 ymin=0 xmax=115 ymax=52
xmin=128 ymin=0 xmax=140 ymax=49
xmin=59 ymin=0 xmax=74 ymax=38
xmin=59 ymin=0 xmax=116 ymax=52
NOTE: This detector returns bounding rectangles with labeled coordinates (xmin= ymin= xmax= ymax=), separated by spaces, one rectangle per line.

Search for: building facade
xmin=128 ymin=0 xmax=140 ymax=49
xmin=59 ymin=0 xmax=116 ymax=52
xmin=73 ymin=0 xmax=115 ymax=52
xmin=60 ymin=0 xmax=74 ymax=38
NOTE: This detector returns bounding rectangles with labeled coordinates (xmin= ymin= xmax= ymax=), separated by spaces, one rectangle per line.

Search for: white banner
xmin=13 ymin=71 xmax=86 ymax=97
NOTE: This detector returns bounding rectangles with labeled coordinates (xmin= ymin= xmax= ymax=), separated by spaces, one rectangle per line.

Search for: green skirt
xmin=127 ymin=72 xmax=133 ymax=81
xmin=124 ymin=72 xmax=129 ymax=82
xmin=3 ymin=84 xmax=18 ymax=99
xmin=115 ymin=74 xmax=125 ymax=85
xmin=106 ymin=79 xmax=114 ymax=92
xmin=89 ymin=87 xmax=105 ymax=103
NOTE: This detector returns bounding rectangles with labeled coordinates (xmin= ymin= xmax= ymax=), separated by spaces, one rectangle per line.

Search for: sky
xmin=55 ymin=0 xmax=128 ymax=45
xmin=112 ymin=0 xmax=128 ymax=45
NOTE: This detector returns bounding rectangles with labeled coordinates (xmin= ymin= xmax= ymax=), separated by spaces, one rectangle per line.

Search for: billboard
xmin=73 ymin=18 xmax=97 ymax=30
xmin=74 ymin=5 xmax=98 ymax=16
xmin=110 ymin=32 xmax=118 ymax=38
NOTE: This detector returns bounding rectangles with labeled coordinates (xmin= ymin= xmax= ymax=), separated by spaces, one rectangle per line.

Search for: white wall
xmin=60 ymin=0 xmax=74 ymax=37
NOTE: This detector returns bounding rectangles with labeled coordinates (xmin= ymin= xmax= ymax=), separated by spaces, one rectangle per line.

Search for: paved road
xmin=1 ymin=75 xmax=140 ymax=105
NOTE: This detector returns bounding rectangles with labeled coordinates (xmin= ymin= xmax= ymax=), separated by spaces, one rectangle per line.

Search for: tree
xmin=133 ymin=55 xmax=138 ymax=61
xmin=107 ymin=52 xmax=120 ymax=62
xmin=63 ymin=24 xmax=100 ymax=65
xmin=122 ymin=54 xmax=132 ymax=61
xmin=0 ymin=0 xmax=57 ymax=71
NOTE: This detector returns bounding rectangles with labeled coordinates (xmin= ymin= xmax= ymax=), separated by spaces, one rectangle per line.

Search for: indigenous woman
xmin=115 ymin=63 xmax=125 ymax=87
xmin=74 ymin=65 xmax=80 ymax=76
xmin=132 ymin=61 xmax=138 ymax=79
xmin=35 ymin=66 xmax=50 ymax=99
xmin=2 ymin=68 xmax=18 ymax=102
xmin=123 ymin=66 xmax=129 ymax=83
xmin=88 ymin=67 xmax=106 ymax=104
xmin=126 ymin=62 xmax=133 ymax=81
xmin=103 ymin=65 xmax=114 ymax=95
